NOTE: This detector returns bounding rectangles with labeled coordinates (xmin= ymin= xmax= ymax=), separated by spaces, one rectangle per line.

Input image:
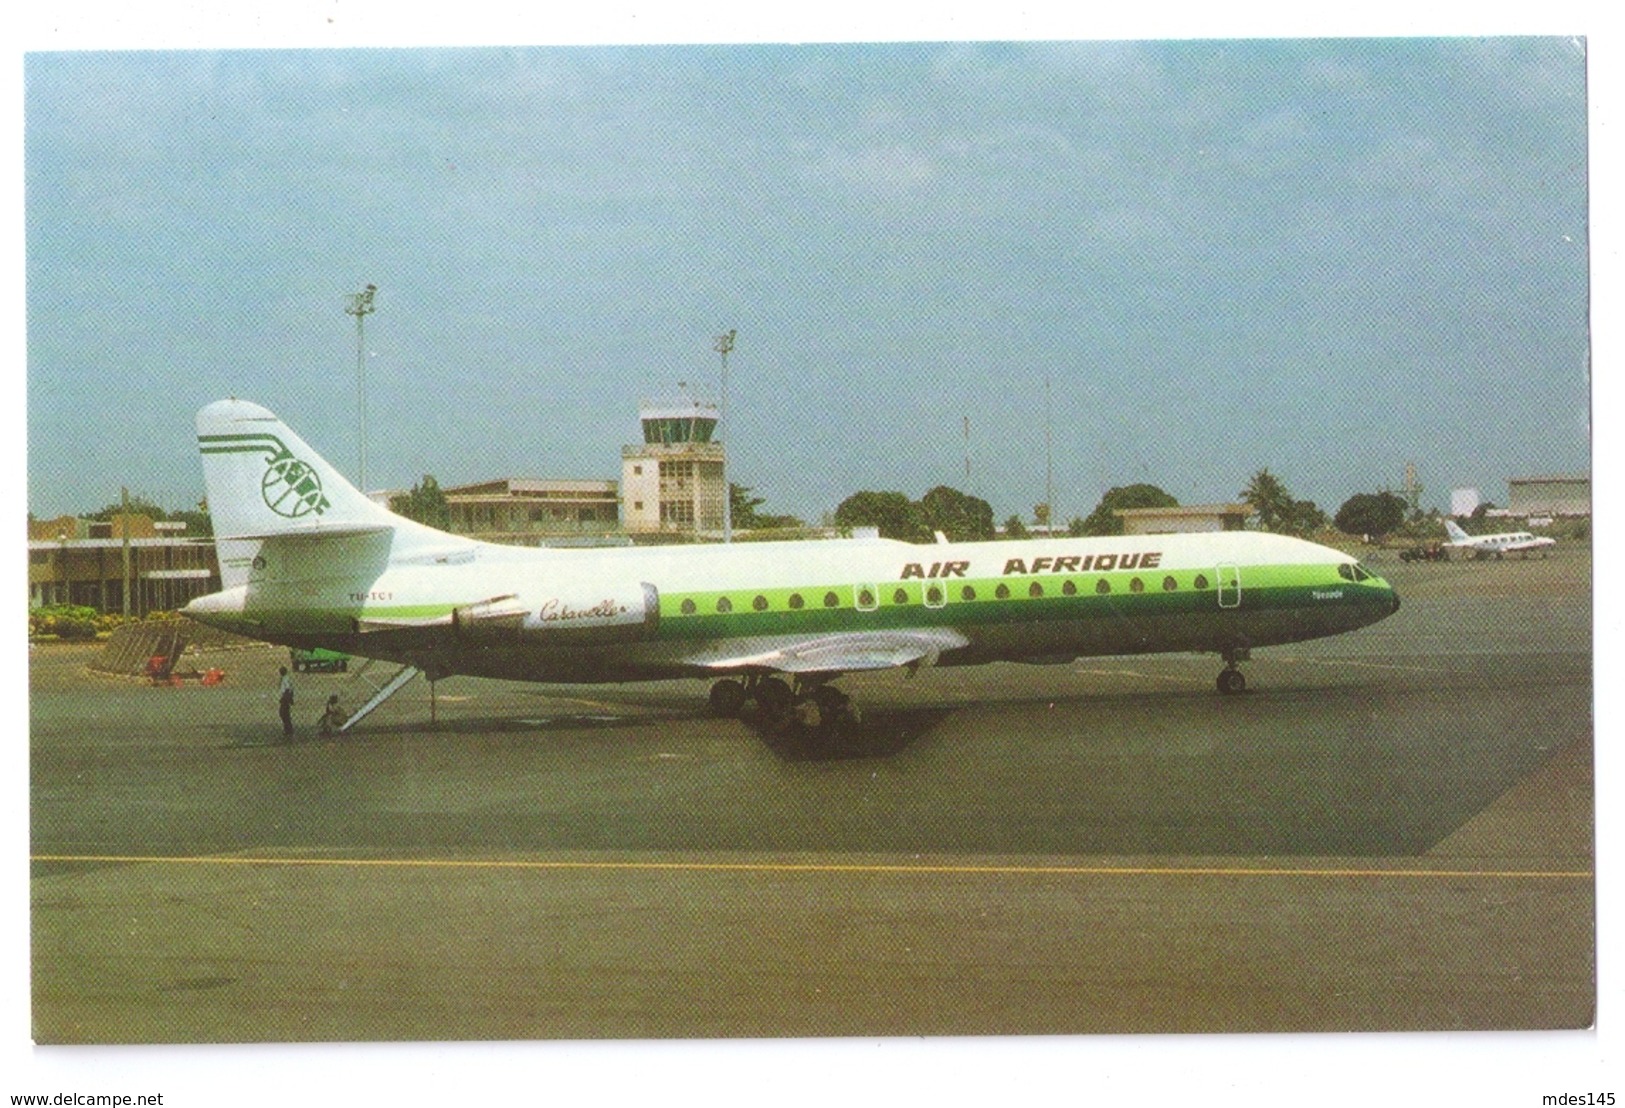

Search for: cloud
xmin=819 ymin=142 xmax=938 ymax=193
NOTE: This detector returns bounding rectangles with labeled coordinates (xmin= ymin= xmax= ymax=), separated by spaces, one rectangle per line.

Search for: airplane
xmin=1442 ymin=519 xmax=1557 ymax=559
xmin=182 ymin=399 xmax=1402 ymax=733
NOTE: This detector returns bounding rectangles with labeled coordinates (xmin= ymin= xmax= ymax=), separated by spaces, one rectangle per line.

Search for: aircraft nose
xmin=1389 ymin=589 xmax=1401 ymax=614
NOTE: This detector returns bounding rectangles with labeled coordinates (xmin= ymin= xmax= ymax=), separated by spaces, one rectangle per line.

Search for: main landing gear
xmin=708 ymin=677 xmax=750 ymax=717
xmin=1216 ymin=646 xmax=1250 ymax=695
xmin=709 ymin=674 xmax=860 ymax=730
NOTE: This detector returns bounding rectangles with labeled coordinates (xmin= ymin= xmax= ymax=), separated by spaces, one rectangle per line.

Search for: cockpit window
xmin=1338 ymin=562 xmax=1372 ymax=582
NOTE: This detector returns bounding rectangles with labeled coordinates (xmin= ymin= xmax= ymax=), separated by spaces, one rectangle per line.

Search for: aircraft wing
xmin=1502 ymin=538 xmax=1554 ymax=552
xmin=685 ymin=628 xmax=971 ymax=675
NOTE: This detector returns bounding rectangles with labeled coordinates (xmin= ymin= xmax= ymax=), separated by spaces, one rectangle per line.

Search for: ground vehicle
xmin=1398 ymin=543 xmax=1448 ymax=563
xmin=290 ymin=647 xmax=349 ymax=673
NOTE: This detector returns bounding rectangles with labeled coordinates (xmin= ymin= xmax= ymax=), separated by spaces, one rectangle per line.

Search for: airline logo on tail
xmin=199 ymin=432 xmax=331 ymax=519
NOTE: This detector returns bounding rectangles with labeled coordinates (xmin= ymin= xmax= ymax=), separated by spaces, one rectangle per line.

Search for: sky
xmin=23 ymin=34 xmax=1591 ymax=524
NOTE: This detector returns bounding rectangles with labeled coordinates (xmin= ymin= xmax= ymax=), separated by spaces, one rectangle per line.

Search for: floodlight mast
xmin=714 ymin=328 xmax=736 ymax=543
xmin=345 ymin=284 xmax=377 ymax=492
xmin=1044 ymin=376 xmax=1055 ymax=535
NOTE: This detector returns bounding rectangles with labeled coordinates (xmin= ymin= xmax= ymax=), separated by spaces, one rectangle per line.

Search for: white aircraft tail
xmin=197 ymin=399 xmax=464 ymax=587
xmin=1443 ymin=519 xmax=1472 ymax=543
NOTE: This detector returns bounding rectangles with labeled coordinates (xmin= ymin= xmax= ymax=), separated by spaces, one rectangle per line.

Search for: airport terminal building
xmin=441 ymin=478 xmax=622 ymax=545
xmin=28 ymin=514 xmax=220 ymax=616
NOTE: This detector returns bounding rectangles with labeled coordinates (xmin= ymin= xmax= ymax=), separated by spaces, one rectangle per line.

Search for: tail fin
xmin=1443 ymin=519 xmax=1471 ymax=543
xmin=197 ymin=399 xmax=460 ymax=586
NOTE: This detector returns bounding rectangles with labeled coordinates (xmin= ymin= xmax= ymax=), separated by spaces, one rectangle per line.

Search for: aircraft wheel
xmin=754 ymin=677 xmax=794 ymax=719
xmin=1216 ymin=669 xmax=1246 ymax=695
xmin=709 ymin=679 xmax=748 ymax=718
xmin=812 ymin=686 xmax=852 ymax=729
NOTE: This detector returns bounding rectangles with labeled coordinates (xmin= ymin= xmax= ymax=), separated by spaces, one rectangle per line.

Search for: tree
xmin=1003 ymin=515 xmax=1029 ymax=539
xmin=834 ymin=491 xmax=930 ymax=541
xmin=80 ymin=494 xmax=212 ymax=537
xmin=730 ymin=482 xmax=766 ymax=527
xmin=171 ymin=500 xmax=213 ymax=539
xmin=730 ymin=483 xmax=803 ymax=530
xmin=1282 ymin=498 xmax=1329 ymax=537
xmin=84 ymin=494 xmax=170 ymax=522
xmin=1076 ymin=483 xmax=1178 ymax=537
xmin=1241 ymin=469 xmax=1293 ymax=533
xmin=390 ymin=475 xmax=451 ymax=530
xmin=1334 ymin=492 xmax=1408 ymax=538
xmin=919 ymin=485 xmax=995 ymax=541
xmin=1241 ymin=469 xmax=1324 ymax=537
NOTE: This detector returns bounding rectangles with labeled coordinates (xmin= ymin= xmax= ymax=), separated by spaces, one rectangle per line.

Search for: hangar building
xmin=1507 ymin=475 xmax=1590 ymax=517
xmin=1117 ymin=503 xmax=1250 ymax=535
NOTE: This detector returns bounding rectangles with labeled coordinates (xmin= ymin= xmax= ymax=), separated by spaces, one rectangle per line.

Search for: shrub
xmin=29 ymin=604 xmax=103 ymax=640
xmin=55 ymin=618 xmax=99 ymax=640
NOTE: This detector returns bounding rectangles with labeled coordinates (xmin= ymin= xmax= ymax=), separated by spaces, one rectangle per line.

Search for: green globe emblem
xmin=261 ymin=451 xmax=330 ymax=518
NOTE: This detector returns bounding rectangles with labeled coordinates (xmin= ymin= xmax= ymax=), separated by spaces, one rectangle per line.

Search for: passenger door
xmin=1217 ymin=565 xmax=1241 ymax=609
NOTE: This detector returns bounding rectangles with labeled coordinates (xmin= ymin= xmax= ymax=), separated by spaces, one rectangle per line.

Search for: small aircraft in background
xmin=1442 ymin=519 xmax=1557 ymax=559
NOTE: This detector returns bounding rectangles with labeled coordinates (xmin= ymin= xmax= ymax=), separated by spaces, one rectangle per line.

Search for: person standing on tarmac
xmin=277 ymin=666 xmax=295 ymax=739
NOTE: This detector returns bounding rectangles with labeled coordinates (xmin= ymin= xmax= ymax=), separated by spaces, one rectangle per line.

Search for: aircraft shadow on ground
xmin=742 ymin=705 xmax=956 ymax=762
xmin=179 ymin=675 xmax=1587 ymax=860
xmin=230 ymin=713 xmax=674 ymax=742
xmin=312 ymin=704 xmax=960 ymax=759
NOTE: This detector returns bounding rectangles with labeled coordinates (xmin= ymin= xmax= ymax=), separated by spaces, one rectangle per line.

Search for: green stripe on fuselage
xmin=246 ymin=559 xmax=1389 ymax=652
xmin=650 ymin=562 xmax=1389 ymax=640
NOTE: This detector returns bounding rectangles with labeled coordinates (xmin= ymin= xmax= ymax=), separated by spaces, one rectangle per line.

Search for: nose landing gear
xmin=1216 ymin=645 xmax=1250 ymax=695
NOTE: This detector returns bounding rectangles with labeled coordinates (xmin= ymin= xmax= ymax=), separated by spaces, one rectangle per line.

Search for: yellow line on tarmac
xmin=29 ymin=853 xmax=1593 ymax=881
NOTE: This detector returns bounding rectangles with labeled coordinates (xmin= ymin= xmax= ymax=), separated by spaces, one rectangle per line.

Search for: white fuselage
xmin=185 ymin=528 xmax=1400 ymax=685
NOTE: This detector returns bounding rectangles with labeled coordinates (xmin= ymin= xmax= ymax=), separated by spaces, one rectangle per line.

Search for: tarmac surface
xmin=30 ymin=549 xmax=1594 ymax=1042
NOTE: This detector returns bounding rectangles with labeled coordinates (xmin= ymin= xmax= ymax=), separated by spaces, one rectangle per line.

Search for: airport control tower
xmin=621 ymin=398 xmax=726 ymax=536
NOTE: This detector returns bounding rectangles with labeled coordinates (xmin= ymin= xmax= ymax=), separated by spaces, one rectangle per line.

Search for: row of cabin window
xmin=676 ymin=574 xmax=1214 ymax=616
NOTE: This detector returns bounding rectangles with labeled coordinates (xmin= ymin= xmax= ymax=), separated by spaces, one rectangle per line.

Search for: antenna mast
xmin=714 ymin=329 xmax=736 ymax=543
xmin=1044 ymin=377 xmax=1055 ymax=534
xmin=345 ymin=283 xmax=377 ymax=491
